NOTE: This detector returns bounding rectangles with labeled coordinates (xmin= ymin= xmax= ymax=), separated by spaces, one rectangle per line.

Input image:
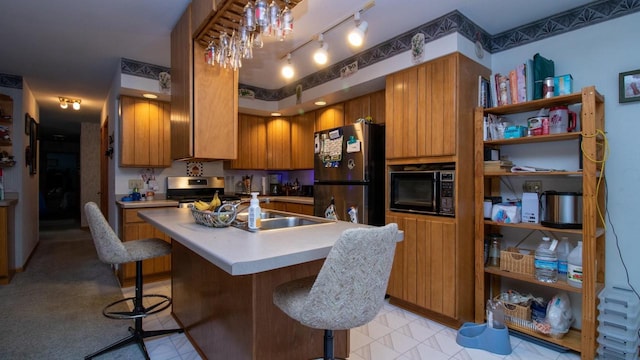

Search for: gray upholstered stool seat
xmin=273 ymin=223 xmax=399 ymax=360
xmin=84 ymin=202 xmax=183 ymax=360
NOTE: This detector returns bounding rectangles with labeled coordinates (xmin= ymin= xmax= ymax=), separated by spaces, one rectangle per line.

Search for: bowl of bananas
xmin=191 ymin=193 xmax=237 ymax=228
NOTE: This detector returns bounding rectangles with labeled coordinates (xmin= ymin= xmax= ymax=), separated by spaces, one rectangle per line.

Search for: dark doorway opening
xmin=39 ymin=136 xmax=81 ymax=229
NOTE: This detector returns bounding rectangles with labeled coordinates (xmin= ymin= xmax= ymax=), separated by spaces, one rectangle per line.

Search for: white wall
xmin=490 ymin=13 xmax=640 ymax=291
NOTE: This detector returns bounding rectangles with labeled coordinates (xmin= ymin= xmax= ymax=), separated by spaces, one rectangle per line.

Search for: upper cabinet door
xmin=229 ymin=114 xmax=267 ymax=170
xmin=385 ymin=54 xmax=457 ymax=159
xmin=266 ymin=117 xmax=291 ymax=170
xmin=315 ymin=104 xmax=344 ymax=132
xmin=290 ymin=111 xmax=315 ymax=170
xmin=120 ymin=96 xmax=171 ymax=168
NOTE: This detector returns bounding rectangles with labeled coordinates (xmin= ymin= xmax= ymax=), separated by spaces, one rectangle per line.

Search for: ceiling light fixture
xmin=59 ymin=97 xmax=81 ymax=110
xmin=313 ymin=34 xmax=329 ymax=65
xmin=143 ymin=93 xmax=158 ymax=99
xmin=271 ymin=112 xmax=282 ymax=116
xmin=348 ymin=11 xmax=368 ymax=47
xmin=314 ymin=100 xmax=327 ymax=106
xmin=281 ymin=53 xmax=295 ymax=79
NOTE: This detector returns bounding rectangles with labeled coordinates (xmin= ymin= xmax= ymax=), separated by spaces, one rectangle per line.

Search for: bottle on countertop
xmin=247 ymin=192 xmax=261 ymax=231
xmin=535 ymin=236 xmax=558 ymax=283
xmin=567 ymin=241 xmax=583 ymax=288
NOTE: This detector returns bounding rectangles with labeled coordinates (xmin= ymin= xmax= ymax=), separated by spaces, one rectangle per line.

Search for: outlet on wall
xmin=128 ymin=179 xmax=144 ymax=190
xmin=523 ymin=180 xmax=542 ymax=193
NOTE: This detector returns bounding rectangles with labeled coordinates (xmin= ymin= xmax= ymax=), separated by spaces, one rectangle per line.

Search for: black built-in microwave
xmin=389 ymin=169 xmax=455 ymax=216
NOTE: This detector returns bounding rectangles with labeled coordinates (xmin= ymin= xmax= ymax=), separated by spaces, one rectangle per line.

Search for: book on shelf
xmin=509 ymin=69 xmax=518 ymax=104
xmin=478 ymin=75 xmax=491 ymax=108
xmin=525 ymin=59 xmax=534 ymax=101
xmin=516 ymin=63 xmax=527 ymax=103
xmin=495 ymin=73 xmax=510 ymax=106
xmin=484 ymin=160 xmax=514 ymax=172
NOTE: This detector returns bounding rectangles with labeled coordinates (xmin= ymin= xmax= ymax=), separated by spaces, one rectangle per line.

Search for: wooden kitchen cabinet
xmin=171 ymin=4 xmax=238 ymax=161
xmin=385 ymin=52 xmax=489 ymax=326
xmin=261 ymin=201 xmax=313 ymax=215
xmin=266 ymin=117 xmax=291 ymax=170
xmin=0 ymin=94 xmax=15 ymax=168
xmin=229 ymin=114 xmax=267 ymax=169
xmin=386 ymin=53 xmax=487 ymax=160
xmin=118 ymin=207 xmax=173 ymax=287
xmin=315 ymin=104 xmax=344 ymax=131
xmin=343 ymin=90 xmax=385 ymax=124
xmin=170 ymin=4 xmax=192 ymax=160
xmin=386 ymin=212 xmax=472 ymax=326
xmin=120 ymin=96 xmax=171 ymax=167
xmin=290 ymin=111 xmax=315 ymax=169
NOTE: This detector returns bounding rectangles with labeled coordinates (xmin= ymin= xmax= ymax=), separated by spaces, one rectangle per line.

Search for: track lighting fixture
xmin=313 ymin=34 xmax=329 ymax=65
xmin=348 ymin=12 xmax=368 ymax=47
xmin=281 ymin=53 xmax=295 ymax=79
xmin=59 ymin=97 xmax=81 ymax=110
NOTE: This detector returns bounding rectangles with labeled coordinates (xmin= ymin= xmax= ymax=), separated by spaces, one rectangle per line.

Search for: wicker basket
xmin=500 ymin=248 xmax=534 ymax=276
xmin=494 ymin=294 xmax=532 ymax=324
xmin=191 ymin=205 xmax=236 ymax=228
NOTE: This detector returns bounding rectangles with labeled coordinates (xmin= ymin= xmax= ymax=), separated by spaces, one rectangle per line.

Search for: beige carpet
xmin=0 ymin=227 xmax=145 ymax=359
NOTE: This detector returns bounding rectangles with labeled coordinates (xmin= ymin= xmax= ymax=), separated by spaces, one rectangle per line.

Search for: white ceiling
xmin=0 ymin=0 xmax=594 ymax=137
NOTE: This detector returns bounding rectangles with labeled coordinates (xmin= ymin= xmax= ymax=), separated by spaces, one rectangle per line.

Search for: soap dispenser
xmin=248 ymin=192 xmax=261 ymax=231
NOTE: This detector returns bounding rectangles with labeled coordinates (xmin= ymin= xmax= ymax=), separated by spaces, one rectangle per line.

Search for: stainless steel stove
xmin=166 ymin=176 xmax=240 ymax=208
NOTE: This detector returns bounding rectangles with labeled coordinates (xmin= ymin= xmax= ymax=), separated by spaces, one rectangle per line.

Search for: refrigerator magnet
xmin=346 ymin=140 xmax=361 ymax=153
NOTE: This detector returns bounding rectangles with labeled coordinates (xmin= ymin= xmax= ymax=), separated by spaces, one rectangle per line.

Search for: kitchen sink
xmin=232 ymin=210 xmax=334 ymax=231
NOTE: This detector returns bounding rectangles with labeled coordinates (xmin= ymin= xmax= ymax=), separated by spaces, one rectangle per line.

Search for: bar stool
xmin=273 ymin=223 xmax=399 ymax=360
xmin=84 ymin=202 xmax=183 ymax=360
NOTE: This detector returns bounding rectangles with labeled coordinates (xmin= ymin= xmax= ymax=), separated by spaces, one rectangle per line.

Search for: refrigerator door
xmin=314 ymin=123 xmax=368 ymax=182
xmin=314 ymin=184 xmax=368 ymax=224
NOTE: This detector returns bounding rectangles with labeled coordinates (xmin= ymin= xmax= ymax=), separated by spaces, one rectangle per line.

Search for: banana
xmin=209 ymin=191 xmax=222 ymax=210
xmin=194 ymin=201 xmax=210 ymax=211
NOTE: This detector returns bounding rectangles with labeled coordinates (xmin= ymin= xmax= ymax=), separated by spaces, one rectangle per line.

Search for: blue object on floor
xmin=456 ymin=322 xmax=512 ymax=355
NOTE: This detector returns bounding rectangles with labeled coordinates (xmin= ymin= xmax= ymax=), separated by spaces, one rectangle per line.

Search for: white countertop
xmin=138 ymin=207 xmax=376 ymax=276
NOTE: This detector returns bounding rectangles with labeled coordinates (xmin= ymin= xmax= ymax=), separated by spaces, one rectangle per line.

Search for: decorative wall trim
xmin=241 ymin=0 xmax=639 ymax=101
xmin=121 ymin=58 xmax=170 ymax=80
xmin=119 ymin=0 xmax=639 ymax=102
xmin=0 ymin=73 xmax=23 ymax=89
xmin=490 ymin=0 xmax=640 ymax=51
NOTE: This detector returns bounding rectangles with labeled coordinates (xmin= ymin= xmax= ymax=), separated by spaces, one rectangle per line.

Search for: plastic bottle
xmin=567 ymin=241 xmax=583 ymax=288
xmin=535 ymin=236 xmax=558 ymax=283
xmin=247 ymin=192 xmax=261 ymax=231
xmin=556 ymin=237 xmax=573 ymax=281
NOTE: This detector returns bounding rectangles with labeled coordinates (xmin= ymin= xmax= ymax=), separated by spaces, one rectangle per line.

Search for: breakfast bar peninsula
xmin=138 ymin=207 xmax=385 ymax=359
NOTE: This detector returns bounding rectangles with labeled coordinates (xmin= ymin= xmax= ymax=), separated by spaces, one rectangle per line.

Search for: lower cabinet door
xmin=386 ymin=212 xmax=458 ymax=319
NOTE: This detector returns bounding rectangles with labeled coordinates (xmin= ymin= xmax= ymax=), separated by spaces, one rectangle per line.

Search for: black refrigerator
xmin=313 ymin=122 xmax=385 ymax=225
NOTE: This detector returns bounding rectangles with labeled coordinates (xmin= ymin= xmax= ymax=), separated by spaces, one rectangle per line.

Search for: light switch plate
xmin=128 ymin=179 xmax=144 ymax=189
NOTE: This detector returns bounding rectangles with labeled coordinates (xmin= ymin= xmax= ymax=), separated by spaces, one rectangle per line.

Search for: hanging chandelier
xmin=203 ymin=0 xmax=297 ymax=71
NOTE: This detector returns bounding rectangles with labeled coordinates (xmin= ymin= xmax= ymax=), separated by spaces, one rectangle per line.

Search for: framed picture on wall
xmin=29 ymin=116 xmax=38 ymax=175
xmin=619 ymin=68 xmax=640 ymax=103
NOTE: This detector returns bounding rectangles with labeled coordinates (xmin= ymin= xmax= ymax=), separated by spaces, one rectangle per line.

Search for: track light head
xmin=281 ymin=53 xmax=294 ymax=79
xmin=313 ymin=35 xmax=329 ymax=65
xmin=348 ymin=20 xmax=368 ymax=47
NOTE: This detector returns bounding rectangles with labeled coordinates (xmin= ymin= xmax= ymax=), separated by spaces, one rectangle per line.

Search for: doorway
xmin=39 ymin=136 xmax=81 ymax=228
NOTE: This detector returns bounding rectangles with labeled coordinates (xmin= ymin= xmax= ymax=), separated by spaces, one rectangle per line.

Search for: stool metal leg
xmin=86 ymin=261 xmax=183 ymax=359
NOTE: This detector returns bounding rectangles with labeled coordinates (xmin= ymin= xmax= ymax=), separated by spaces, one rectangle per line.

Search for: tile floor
xmin=126 ymin=280 xmax=581 ymax=360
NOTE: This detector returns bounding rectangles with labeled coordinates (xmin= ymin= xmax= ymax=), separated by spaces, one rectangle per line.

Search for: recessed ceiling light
xmin=314 ymin=100 xmax=327 ymax=106
xmin=271 ymin=112 xmax=282 ymax=117
xmin=143 ymin=93 xmax=158 ymax=99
